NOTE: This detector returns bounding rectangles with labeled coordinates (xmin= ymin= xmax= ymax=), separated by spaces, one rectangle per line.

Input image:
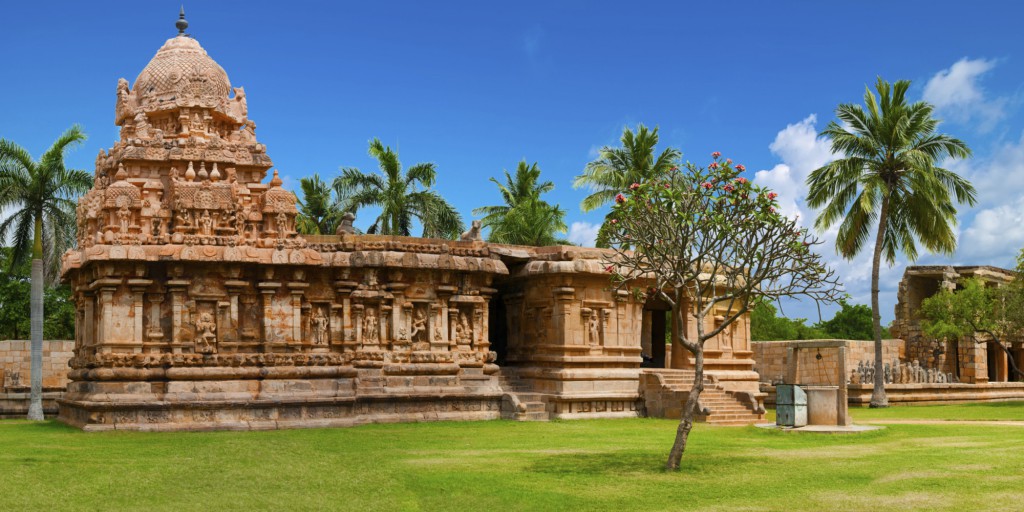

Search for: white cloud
xmin=923 ymin=58 xmax=1006 ymax=132
xmin=568 ymin=221 xmax=600 ymax=247
xmin=753 ymin=114 xmax=833 ymax=220
xmin=951 ymin=132 xmax=1024 ymax=266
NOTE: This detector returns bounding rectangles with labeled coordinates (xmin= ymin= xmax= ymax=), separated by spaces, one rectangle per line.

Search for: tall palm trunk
xmin=869 ymin=194 xmax=890 ymax=408
xmin=27 ymin=216 xmax=45 ymax=420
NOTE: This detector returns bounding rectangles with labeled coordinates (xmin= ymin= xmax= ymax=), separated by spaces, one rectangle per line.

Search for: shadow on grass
xmin=527 ymin=449 xmax=726 ymax=475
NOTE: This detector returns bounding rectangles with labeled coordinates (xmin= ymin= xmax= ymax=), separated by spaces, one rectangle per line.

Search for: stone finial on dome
xmin=197 ymin=162 xmax=209 ymax=180
xmin=185 ymin=161 xmax=196 ymax=182
xmin=176 ymin=6 xmax=189 ymax=35
xmin=210 ymin=163 xmax=221 ymax=182
xmin=270 ymin=169 xmax=283 ymax=187
xmin=115 ymin=163 xmax=128 ymax=182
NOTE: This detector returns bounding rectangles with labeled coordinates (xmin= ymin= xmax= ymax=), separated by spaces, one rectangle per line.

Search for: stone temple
xmin=58 ymin=16 xmax=765 ymax=430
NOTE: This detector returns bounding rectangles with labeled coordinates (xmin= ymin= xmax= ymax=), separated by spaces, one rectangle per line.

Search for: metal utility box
xmin=775 ymin=384 xmax=807 ymax=427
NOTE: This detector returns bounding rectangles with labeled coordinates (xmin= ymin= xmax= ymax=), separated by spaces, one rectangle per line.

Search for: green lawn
xmin=2 ymin=404 xmax=1023 ymax=511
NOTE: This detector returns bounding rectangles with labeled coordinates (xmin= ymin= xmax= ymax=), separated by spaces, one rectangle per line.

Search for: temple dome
xmin=132 ymin=35 xmax=232 ymax=112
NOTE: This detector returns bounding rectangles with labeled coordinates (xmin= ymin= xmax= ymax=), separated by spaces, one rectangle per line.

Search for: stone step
xmin=514 ymin=411 xmax=549 ymax=422
xmin=523 ymin=401 xmax=546 ymax=413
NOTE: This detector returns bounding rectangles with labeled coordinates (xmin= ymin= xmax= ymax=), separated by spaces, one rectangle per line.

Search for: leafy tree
xmin=813 ymin=299 xmax=889 ymax=340
xmin=607 ymin=153 xmax=841 ymax=470
xmin=806 ymin=78 xmax=975 ymax=407
xmin=0 ymin=126 xmax=92 ymax=419
xmin=333 ymin=139 xmax=464 ymax=239
xmin=573 ymin=125 xmax=681 ymax=247
xmin=472 ymin=161 xmax=568 ymax=246
xmin=920 ymin=277 xmax=1024 ymax=381
xmin=750 ymin=300 xmax=826 ymax=341
xmin=0 ymin=248 xmax=75 ymax=341
xmin=296 ymin=174 xmax=344 ymax=235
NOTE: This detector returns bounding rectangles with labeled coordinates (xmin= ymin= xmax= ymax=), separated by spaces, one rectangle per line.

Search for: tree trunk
xmin=666 ymin=348 xmax=703 ymax=470
xmin=869 ymin=194 xmax=889 ymax=408
xmin=27 ymin=217 xmax=45 ymax=421
xmin=666 ymin=308 xmax=703 ymax=470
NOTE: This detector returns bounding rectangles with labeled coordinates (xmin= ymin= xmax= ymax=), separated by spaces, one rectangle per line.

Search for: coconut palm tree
xmin=0 ymin=125 xmax=92 ymax=420
xmin=296 ymin=173 xmax=344 ymax=235
xmin=333 ymin=138 xmax=463 ymax=239
xmin=806 ymin=78 xmax=976 ymax=407
xmin=573 ymin=124 xmax=681 ymax=247
xmin=472 ymin=160 xmax=568 ymax=246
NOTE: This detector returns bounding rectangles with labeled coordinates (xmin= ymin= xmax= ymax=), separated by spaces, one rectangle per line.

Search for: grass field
xmin=2 ymin=403 xmax=1023 ymax=511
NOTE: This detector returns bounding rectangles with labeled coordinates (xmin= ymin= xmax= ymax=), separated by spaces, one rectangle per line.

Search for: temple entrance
xmin=987 ymin=341 xmax=1007 ymax=383
xmin=641 ymin=300 xmax=670 ymax=369
xmin=489 ymin=290 xmax=509 ymax=365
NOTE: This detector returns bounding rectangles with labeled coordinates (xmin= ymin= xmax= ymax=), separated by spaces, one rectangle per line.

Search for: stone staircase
xmin=498 ymin=372 xmax=549 ymax=422
xmin=641 ymin=369 xmax=765 ymax=426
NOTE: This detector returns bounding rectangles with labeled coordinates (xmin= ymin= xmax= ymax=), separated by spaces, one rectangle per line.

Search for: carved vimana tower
xmin=58 ymin=11 xmax=513 ymax=430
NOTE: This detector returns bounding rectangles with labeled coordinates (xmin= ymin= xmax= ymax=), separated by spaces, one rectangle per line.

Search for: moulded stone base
xmin=58 ymin=392 xmax=503 ymax=431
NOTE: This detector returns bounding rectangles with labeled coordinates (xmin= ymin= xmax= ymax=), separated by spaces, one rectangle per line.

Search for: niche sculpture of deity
xmin=195 ymin=312 xmax=217 ymax=354
xmin=363 ymin=309 xmax=379 ymax=343
xmin=310 ymin=307 xmax=329 ymax=345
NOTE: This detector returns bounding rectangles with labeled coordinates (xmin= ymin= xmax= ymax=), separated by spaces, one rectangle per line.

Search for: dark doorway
xmin=649 ymin=311 xmax=666 ymax=368
xmin=489 ymin=290 xmax=508 ymax=365
xmin=987 ymin=341 xmax=1003 ymax=382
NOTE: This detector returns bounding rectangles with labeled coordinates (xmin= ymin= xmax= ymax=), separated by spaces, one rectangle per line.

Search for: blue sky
xmin=2 ymin=1 xmax=1023 ymax=323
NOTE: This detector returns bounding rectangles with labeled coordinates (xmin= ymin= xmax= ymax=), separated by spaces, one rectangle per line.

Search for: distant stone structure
xmin=57 ymin=14 xmax=764 ymax=431
xmin=0 ymin=341 xmax=74 ymax=418
xmin=891 ymin=265 xmax=1023 ymax=384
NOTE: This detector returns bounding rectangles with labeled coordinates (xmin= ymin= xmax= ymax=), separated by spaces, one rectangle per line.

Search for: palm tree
xmin=333 ymin=139 xmax=464 ymax=239
xmin=0 ymin=125 xmax=92 ymax=420
xmin=806 ymin=78 xmax=976 ymax=408
xmin=573 ymin=124 xmax=681 ymax=247
xmin=296 ymin=174 xmax=344 ymax=235
xmin=472 ymin=161 xmax=568 ymax=246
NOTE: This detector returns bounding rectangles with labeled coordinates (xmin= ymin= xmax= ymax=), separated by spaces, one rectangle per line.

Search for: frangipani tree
xmin=605 ymin=153 xmax=842 ymax=470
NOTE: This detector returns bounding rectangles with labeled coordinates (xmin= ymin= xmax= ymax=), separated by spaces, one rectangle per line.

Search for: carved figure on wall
xmin=117 ymin=204 xmax=132 ymax=235
xmin=134 ymin=112 xmax=150 ymax=138
xmin=456 ymin=311 xmax=473 ymax=342
xmin=199 ymin=210 xmax=213 ymax=236
xmin=190 ymin=113 xmax=205 ymax=133
xmin=232 ymin=86 xmax=248 ymax=120
xmin=276 ymin=212 xmax=288 ymax=235
xmin=310 ymin=307 xmax=329 ymax=345
xmin=241 ymin=120 xmax=257 ymax=142
xmin=460 ymin=220 xmax=482 ymax=241
xmin=335 ymin=212 xmax=356 ymax=235
xmin=175 ymin=209 xmax=192 ymax=230
xmin=152 ymin=218 xmax=162 ymax=238
xmin=195 ymin=312 xmax=217 ymax=354
xmin=849 ymin=368 xmax=861 ymax=385
xmin=96 ymin=171 xmax=109 ymax=190
xmin=588 ymin=312 xmax=600 ymax=346
xmin=116 ymin=78 xmax=130 ymax=117
xmin=410 ymin=307 xmax=427 ymax=343
xmin=363 ymin=309 xmax=379 ymax=343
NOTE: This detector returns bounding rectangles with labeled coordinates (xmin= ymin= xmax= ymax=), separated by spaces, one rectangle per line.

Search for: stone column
xmin=225 ymin=280 xmax=247 ymax=343
xmin=786 ymin=346 xmax=801 ymax=385
xmin=146 ymin=293 xmax=164 ymax=341
xmin=553 ymin=287 xmax=575 ymax=347
xmin=837 ymin=343 xmax=850 ymax=426
xmin=167 ymin=279 xmax=189 ymax=350
xmin=257 ymin=282 xmax=281 ymax=345
xmin=128 ymin=279 xmax=151 ymax=349
xmin=288 ymin=283 xmax=308 ymax=344
xmin=82 ymin=292 xmax=95 ymax=349
xmin=98 ymin=286 xmax=116 ymax=350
